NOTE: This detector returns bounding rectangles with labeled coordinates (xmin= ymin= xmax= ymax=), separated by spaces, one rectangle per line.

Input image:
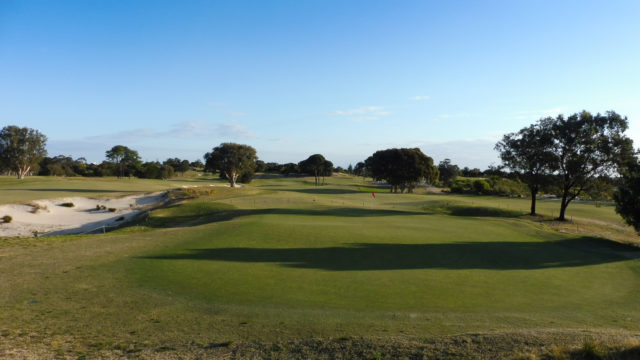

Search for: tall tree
xmin=550 ymin=111 xmax=632 ymax=220
xmin=365 ymin=148 xmax=438 ymax=193
xmin=299 ymin=154 xmax=330 ymax=186
xmin=0 ymin=125 xmax=47 ymax=179
xmin=105 ymin=145 xmax=141 ymax=178
xmin=495 ymin=120 xmax=556 ymax=215
xmin=204 ymin=143 xmax=258 ymax=187
xmin=437 ymin=158 xmax=459 ymax=186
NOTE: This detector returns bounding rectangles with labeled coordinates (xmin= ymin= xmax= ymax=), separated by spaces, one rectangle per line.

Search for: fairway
xmin=1 ymin=175 xmax=639 ymax=358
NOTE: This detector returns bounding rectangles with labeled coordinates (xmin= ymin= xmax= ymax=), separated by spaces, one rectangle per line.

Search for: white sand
xmin=0 ymin=192 xmax=168 ymax=237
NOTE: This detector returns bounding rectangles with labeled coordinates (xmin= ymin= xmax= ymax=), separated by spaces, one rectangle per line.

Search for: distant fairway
xmin=1 ymin=175 xmax=639 ymax=358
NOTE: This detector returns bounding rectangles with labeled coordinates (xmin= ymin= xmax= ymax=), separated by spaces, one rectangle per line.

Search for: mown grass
xmin=1 ymin=174 xmax=639 ymax=358
xmin=0 ymin=173 xmax=224 ymax=204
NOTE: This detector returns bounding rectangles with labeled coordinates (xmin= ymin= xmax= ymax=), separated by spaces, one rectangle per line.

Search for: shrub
xmin=96 ymin=205 xmax=107 ymax=211
xmin=472 ymin=180 xmax=491 ymax=194
xmin=59 ymin=202 xmax=75 ymax=208
xmin=29 ymin=203 xmax=47 ymax=214
xmin=108 ymin=208 xmax=117 ymax=212
xmin=450 ymin=179 xmax=474 ymax=193
xmin=2 ymin=215 xmax=12 ymax=223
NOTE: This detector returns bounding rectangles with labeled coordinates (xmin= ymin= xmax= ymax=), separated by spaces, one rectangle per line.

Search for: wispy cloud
xmin=87 ymin=120 xmax=255 ymax=141
xmin=215 ymin=121 xmax=255 ymax=138
xmin=410 ymin=95 xmax=430 ymax=101
xmin=329 ymin=106 xmax=390 ymax=122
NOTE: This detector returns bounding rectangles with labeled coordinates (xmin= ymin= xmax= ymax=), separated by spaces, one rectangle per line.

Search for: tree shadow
xmin=447 ymin=205 xmax=523 ymax=218
xmin=140 ymin=237 xmax=640 ymax=271
xmin=145 ymin=207 xmax=430 ymax=228
xmin=280 ymin=188 xmax=364 ymax=195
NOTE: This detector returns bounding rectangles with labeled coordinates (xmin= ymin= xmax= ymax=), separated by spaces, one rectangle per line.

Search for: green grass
xmin=1 ymin=174 xmax=639 ymax=358
xmin=0 ymin=174 xmax=225 ymax=203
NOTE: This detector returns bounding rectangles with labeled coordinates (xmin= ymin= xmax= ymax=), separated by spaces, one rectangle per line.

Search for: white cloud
xmin=215 ymin=121 xmax=255 ymax=139
xmin=410 ymin=95 xmax=430 ymax=101
xmin=329 ymin=106 xmax=390 ymax=122
xmin=87 ymin=120 xmax=255 ymax=141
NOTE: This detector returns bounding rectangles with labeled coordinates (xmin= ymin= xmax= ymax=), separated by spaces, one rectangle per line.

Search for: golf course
xmin=1 ymin=174 xmax=639 ymax=359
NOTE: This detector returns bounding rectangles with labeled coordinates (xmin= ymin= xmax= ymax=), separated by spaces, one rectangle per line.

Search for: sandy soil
xmin=0 ymin=192 xmax=168 ymax=237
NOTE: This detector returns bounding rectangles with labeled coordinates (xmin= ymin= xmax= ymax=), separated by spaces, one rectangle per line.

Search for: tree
xmin=437 ymin=159 xmax=459 ymax=187
xmin=298 ymin=154 xmax=331 ymax=186
xmin=164 ymin=158 xmax=189 ymax=175
xmin=550 ymin=111 xmax=632 ymax=221
xmin=204 ymin=143 xmax=257 ymax=187
xmin=365 ymin=148 xmax=438 ymax=193
xmin=495 ymin=120 xmax=556 ymax=215
xmin=614 ymin=156 xmax=640 ymax=234
xmin=190 ymin=160 xmax=204 ymax=169
xmin=105 ymin=145 xmax=141 ymax=178
xmin=0 ymin=126 xmax=47 ymax=179
xmin=353 ymin=161 xmax=368 ymax=180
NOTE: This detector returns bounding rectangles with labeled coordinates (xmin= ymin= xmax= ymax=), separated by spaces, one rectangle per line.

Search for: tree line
xmin=2 ymin=113 xmax=640 ymax=234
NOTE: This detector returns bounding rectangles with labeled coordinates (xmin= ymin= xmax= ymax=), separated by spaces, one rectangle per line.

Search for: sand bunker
xmin=0 ymin=192 xmax=168 ymax=237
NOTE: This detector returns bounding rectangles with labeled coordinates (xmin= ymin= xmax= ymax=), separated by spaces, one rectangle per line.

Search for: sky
xmin=1 ymin=1 xmax=639 ymax=168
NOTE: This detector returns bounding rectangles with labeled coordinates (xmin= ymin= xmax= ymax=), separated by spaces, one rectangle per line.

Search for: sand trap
xmin=0 ymin=192 xmax=169 ymax=237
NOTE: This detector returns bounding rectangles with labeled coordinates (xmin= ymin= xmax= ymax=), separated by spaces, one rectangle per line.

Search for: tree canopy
xmin=365 ymin=148 xmax=438 ymax=193
xmin=204 ymin=143 xmax=258 ymax=187
xmin=0 ymin=125 xmax=48 ymax=179
xmin=298 ymin=154 xmax=333 ymax=186
xmin=437 ymin=159 xmax=459 ymax=187
xmin=105 ymin=145 xmax=141 ymax=178
xmin=495 ymin=120 xmax=556 ymax=215
xmin=496 ymin=110 xmax=633 ymax=220
xmin=550 ymin=111 xmax=632 ymax=220
xmin=614 ymin=156 xmax=640 ymax=234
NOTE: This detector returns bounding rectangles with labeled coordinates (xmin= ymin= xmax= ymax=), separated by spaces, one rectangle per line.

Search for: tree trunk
xmin=228 ymin=171 xmax=238 ymax=187
xmin=530 ymin=188 xmax=538 ymax=216
xmin=17 ymin=165 xmax=30 ymax=180
xmin=558 ymin=188 xmax=569 ymax=221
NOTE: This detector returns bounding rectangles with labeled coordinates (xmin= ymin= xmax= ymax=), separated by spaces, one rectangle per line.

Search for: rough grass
xmin=1 ymin=174 xmax=639 ymax=358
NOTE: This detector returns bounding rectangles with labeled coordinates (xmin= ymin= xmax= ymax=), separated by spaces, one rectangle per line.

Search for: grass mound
xmin=423 ymin=200 xmax=523 ymax=217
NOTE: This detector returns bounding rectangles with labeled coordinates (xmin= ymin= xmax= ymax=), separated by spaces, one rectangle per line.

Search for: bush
xmin=2 ymin=215 xmax=12 ymax=223
xmin=108 ymin=208 xmax=117 ymax=212
xmin=472 ymin=180 xmax=491 ymax=194
xmin=59 ymin=202 xmax=75 ymax=207
xmin=450 ymin=179 xmax=474 ymax=193
xmin=96 ymin=205 xmax=107 ymax=211
xmin=486 ymin=176 xmax=527 ymax=197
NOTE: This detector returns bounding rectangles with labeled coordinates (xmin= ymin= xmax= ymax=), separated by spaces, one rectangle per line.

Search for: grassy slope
xmin=1 ymin=175 xmax=639 ymax=358
xmin=0 ymin=172 xmax=220 ymax=204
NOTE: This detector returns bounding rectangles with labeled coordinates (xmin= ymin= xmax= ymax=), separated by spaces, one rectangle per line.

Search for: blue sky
xmin=1 ymin=1 xmax=639 ymax=168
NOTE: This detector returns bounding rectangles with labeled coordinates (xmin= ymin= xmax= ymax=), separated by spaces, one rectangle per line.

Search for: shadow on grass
xmin=141 ymin=237 xmax=639 ymax=270
xmin=280 ymin=188 xmax=364 ymax=195
xmin=145 ymin=206 xmax=429 ymax=228
xmin=448 ymin=205 xmax=523 ymax=217
xmin=423 ymin=202 xmax=524 ymax=218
